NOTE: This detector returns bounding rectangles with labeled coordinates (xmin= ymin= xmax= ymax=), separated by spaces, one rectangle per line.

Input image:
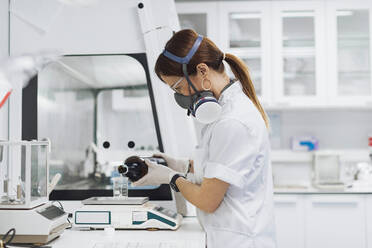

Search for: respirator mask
xmin=162 ymin=34 xmax=222 ymax=124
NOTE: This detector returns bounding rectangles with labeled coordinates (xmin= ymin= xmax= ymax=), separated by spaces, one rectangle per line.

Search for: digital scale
xmin=74 ymin=197 xmax=183 ymax=230
xmin=0 ymin=203 xmax=68 ymax=244
xmin=0 ymin=141 xmax=68 ymax=244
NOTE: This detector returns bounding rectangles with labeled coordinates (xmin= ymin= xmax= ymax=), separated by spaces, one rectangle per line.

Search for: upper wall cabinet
xmin=271 ymin=2 xmax=326 ymax=107
xmin=326 ymin=1 xmax=372 ymax=107
xmin=175 ymin=1 xmax=372 ymax=109
xmin=176 ymin=2 xmax=220 ymax=48
xmin=219 ymin=2 xmax=271 ymax=106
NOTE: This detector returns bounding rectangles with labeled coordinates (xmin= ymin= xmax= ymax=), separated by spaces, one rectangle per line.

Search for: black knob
xmin=128 ymin=141 xmax=135 ymax=149
xmin=103 ymin=141 xmax=110 ymax=149
xmin=138 ymin=3 xmax=144 ymax=9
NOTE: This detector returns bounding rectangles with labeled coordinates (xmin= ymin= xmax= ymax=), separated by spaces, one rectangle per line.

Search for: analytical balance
xmin=74 ymin=196 xmax=183 ymax=230
xmin=0 ymin=140 xmax=68 ymax=244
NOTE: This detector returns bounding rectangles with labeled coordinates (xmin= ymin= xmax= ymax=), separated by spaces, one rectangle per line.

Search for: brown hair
xmin=154 ymin=29 xmax=269 ymax=129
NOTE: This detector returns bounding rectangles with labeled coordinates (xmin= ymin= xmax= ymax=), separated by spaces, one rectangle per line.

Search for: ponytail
xmin=154 ymin=29 xmax=269 ymax=129
xmin=224 ymin=53 xmax=270 ymax=129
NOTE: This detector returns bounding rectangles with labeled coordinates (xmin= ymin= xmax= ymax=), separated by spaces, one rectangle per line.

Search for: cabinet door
xmin=272 ymin=2 xmax=326 ymax=107
xmin=274 ymin=195 xmax=305 ymax=248
xmin=326 ymin=1 xmax=372 ymax=107
xmin=305 ymin=195 xmax=366 ymax=248
xmin=219 ymin=2 xmax=271 ymax=106
xmin=366 ymin=196 xmax=372 ymax=248
xmin=176 ymin=2 xmax=220 ymax=47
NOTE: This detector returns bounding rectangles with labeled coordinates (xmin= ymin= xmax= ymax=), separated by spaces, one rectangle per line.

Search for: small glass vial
xmin=112 ymin=176 xmax=128 ymax=198
xmin=16 ymin=176 xmax=25 ymax=202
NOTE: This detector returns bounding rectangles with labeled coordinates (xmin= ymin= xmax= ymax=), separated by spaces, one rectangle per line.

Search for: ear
xmin=196 ymin=63 xmax=209 ymax=77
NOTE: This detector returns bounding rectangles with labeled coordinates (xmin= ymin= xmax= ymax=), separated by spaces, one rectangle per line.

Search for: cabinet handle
xmin=276 ymin=101 xmax=290 ymax=107
xmin=312 ymin=201 xmax=358 ymax=206
xmin=274 ymin=201 xmax=297 ymax=205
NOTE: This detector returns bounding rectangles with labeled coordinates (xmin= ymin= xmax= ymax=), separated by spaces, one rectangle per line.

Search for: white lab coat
xmin=191 ymin=81 xmax=277 ymax=248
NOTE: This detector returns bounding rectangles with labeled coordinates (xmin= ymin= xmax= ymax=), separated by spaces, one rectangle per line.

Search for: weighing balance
xmin=74 ymin=196 xmax=183 ymax=230
xmin=0 ymin=141 xmax=68 ymax=244
xmin=312 ymin=151 xmax=345 ymax=190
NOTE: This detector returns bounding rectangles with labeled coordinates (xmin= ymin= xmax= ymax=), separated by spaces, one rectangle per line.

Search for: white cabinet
xmin=175 ymin=1 xmax=372 ymax=109
xmin=305 ymin=195 xmax=366 ymax=248
xmin=326 ymin=1 xmax=372 ymax=107
xmin=366 ymin=196 xmax=372 ymax=248
xmin=274 ymin=195 xmax=305 ymax=248
xmin=176 ymin=2 xmax=220 ymax=47
xmin=274 ymin=194 xmax=370 ymax=248
xmin=271 ymin=2 xmax=326 ymax=107
xmin=219 ymin=2 xmax=271 ymax=105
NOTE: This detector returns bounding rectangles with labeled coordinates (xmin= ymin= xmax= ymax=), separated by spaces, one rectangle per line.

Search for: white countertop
xmin=274 ymin=186 xmax=372 ymax=194
xmin=50 ymin=217 xmax=205 ymax=248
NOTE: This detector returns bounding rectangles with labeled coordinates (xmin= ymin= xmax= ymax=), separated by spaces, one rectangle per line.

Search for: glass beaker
xmin=112 ymin=176 xmax=128 ymax=198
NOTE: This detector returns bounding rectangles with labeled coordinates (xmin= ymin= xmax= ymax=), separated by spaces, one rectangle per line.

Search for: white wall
xmin=0 ymin=0 xmax=9 ymax=140
xmin=268 ymin=109 xmax=372 ymax=187
xmin=268 ymin=109 xmax=372 ymax=150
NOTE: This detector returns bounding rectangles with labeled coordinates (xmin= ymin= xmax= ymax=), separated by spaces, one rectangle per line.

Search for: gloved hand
xmin=131 ymin=159 xmax=178 ymax=187
xmin=153 ymin=152 xmax=190 ymax=174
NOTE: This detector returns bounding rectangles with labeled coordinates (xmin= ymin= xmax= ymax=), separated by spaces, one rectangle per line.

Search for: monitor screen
xmin=22 ymin=54 xmax=172 ymax=200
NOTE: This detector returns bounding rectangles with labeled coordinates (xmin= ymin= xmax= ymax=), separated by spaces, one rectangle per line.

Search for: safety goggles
xmin=170 ymin=76 xmax=184 ymax=93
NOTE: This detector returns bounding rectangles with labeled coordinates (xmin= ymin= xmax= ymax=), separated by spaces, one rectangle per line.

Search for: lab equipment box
xmin=0 ymin=140 xmax=49 ymax=209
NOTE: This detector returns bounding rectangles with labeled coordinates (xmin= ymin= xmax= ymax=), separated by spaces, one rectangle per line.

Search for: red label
xmin=369 ymin=137 xmax=372 ymax=147
xmin=0 ymin=90 xmax=11 ymax=108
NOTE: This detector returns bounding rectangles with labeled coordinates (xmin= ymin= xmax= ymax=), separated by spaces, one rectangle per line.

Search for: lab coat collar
xmin=200 ymin=79 xmax=241 ymax=135
xmin=218 ymin=79 xmax=242 ymax=106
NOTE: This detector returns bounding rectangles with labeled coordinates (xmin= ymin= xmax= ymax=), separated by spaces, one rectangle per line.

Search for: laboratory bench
xmin=20 ymin=192 xmax=372 ymax=248
xmin=50 ymin=217 xmax=205 ymax=248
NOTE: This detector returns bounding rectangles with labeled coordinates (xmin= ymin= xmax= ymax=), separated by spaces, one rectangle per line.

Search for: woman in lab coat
xmin=132 ymin=29 xmax=277 ymax=248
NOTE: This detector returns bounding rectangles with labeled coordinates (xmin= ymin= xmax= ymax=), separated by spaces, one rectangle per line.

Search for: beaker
xmin=112 ymin=176 xmax=128 ymax=198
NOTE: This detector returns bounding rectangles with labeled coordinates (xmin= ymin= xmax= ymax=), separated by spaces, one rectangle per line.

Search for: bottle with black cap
xmin=118 ymin=156 xmax=167 ymax=182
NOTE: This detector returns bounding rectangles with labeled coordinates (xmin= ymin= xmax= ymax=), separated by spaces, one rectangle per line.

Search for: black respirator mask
xmin=162 ymin=34 xmax=222 ymax=124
